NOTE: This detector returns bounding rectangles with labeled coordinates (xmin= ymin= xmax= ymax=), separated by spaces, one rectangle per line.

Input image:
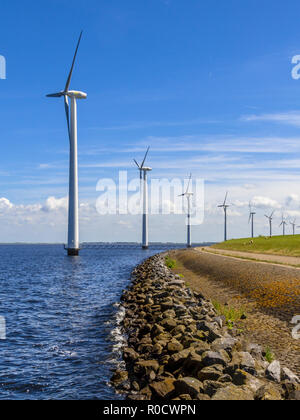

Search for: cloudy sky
xmin=1 ymin=0 xmax=300 ymax=243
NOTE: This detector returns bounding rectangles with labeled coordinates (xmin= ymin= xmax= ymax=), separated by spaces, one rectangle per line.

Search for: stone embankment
xmin=111 ymin=254 xmax=300 ymax=400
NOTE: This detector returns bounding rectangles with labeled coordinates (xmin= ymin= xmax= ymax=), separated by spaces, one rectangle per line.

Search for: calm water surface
xmin=0 ymin=243 xmax=197 ymax=400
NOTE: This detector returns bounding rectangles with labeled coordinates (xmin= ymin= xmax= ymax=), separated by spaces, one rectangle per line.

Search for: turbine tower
xmin=218 ymin=192 xmax=230 ymax=242
xmin=248 ymin=202 xmax=256 ymax=239
xmin=179 ymin=174 xmax=194 ymax=248
xmin=134 ymin=147 xmax=152 ymax=250
xmin=46 ymin=32 xmax=87 ymax=256
xmin=265 ymin=211 xmax=274 ymax=237
xmin=290 ymin=219 xmax=297 ymax=235
xmin=279 ymin=214 xmax=288 ymax=236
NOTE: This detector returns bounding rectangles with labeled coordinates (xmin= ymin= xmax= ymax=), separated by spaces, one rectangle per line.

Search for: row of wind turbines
xmin=47 ymin=33 xmax=194 ymax=255
xmin=47 ymin=33 xmax=296 ymax=256
xmin=218 ymin=192 xmax=299 ymax=242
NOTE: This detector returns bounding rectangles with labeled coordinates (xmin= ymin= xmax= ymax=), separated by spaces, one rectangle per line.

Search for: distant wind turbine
xmin=279 ymin=214 xmax=288 ymax=236
xmin=218 ymin=192 xmax=230 ymax=242
xmin=179 ymin=174 xmax=194 ymax=248
xmin=265 ymin=211 xmax=274 ymax=237
xmin=248 ymin=202 xmax=256 ymax=239
xmin=46 ymin=32 xmax=87 ymax=256
xmin=290 ymin=219 xmax=297 ymax=235
xmin=134 ymin=147 xmax=152 ymax=249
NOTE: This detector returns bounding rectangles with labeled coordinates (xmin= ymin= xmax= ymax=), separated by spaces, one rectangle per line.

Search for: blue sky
xmin=2 ymin=0 xmax=300 ymax=243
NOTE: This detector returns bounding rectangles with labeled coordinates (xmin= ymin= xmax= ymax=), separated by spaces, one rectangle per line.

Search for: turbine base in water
xmin=67 ymin=248 xmax=79 ymax=256
xmin=142 ymin=246 xmax=149 ymax=250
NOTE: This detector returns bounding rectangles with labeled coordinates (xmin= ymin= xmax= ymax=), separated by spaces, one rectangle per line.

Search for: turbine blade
xmin=141 ymin=146 xmax=150 ymax=168
xmin=46 ymin=92 xmax=64 ymax=98
xmin=223 ymin=192 xmax=228 ymax=206
xmin=64 ymin=31 xmax=83 ymax=92
xmin=133 ymin=159 xmax=140 ymax=168
xmin=185 ymin=173 xmax=192 ymax=194
xmin=248 ymin=214 xmax=251 ymax=224
xmin=64 ymin=95 xmax=71 ymax=141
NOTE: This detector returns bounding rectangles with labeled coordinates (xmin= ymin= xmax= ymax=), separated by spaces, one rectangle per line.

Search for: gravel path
xmin=199 ymin=247 xmax=300 ymax=267
xmin=171 ymin=249 xmax=300 ymax=375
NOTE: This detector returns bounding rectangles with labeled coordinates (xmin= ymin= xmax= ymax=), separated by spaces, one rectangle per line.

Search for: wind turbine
xmin=218 ymin=192 xmax=230 ymax=242
xmin=46 ymin=32 xmax=87 ymax=256
xmin=290 ymin=218 xmax=297 ymax=235
xmin=265 ymin=211 xmax=274 ymax=237
xmin=248 ymin=202 xmax=256 ymax=239
xmin=279 ymin=214 xmax=288 ymax=236
xmin=179 ymin=174 xmax=194 ymax=248
xmin=134 ymin=147 xmax=152 ymax=249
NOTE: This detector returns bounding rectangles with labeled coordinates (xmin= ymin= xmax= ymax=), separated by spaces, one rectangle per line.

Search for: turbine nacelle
xmin=67 ymin=90 xmax=87 ymax=99
xmin=141 ymin=167 xmax=152 ymax=172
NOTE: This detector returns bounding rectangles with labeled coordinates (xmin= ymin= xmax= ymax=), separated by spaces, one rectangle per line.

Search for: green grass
xmin=264 ymin=346 xmax=275 ymax=363
xmin=212 ymin=235 xmax=300 ymax=257
xmin=212 ymin=300 xmax=246 ymax=328
xmin=165 ymin=256 xmax=177 ymax=269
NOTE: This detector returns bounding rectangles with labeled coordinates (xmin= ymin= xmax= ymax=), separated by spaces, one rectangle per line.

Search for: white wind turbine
xmin=279 ymin=214 xmax=288 ymax=236
xmin=179 ymin=174 xmax=193 ymax=248
xmin=290 ymin=218 xmax=297 ymax=235
xmin=218 ymin=192 xmax=230 ymax=242
xmin=134 ymin=147 xmax=152 ymax=249
xmin=248 ymin=202 xmax=256 ymax=239
xmin=265 ymin=210 xmax=274 ymax=237
xmin=46 ymin=32 xmax=87 ymax=256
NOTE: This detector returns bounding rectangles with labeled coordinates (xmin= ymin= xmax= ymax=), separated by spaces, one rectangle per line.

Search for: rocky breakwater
xmin=111 ymin=254 xmax=300 ymax=400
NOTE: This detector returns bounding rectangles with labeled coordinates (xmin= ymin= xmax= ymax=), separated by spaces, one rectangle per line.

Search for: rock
xmin=196 ymin=394 xmax=211 ymax=400
xmin=162 ymin=309 xmax=176 ymax=319
xmin=232 ymin=370 xmax=264 ymax=393
xmin=282 ymin=382 xmax=300 ymax=400
xmin=111 ymin=370 xmax=128 ymax=386
xmin=202 ymin=351 xmax=230 ymax=367
xmin=123 ymin=347 xmax=139 ymax=362
xmin=167 ymin=340 xmax=184 ymax=353
xmin=150 ymin=378 xmax=176 ymax=399
xmin=184 ymin=352 xmax=203 ymax=372
xmin=161 ymin=318 xmax=178 ymax=331
xmin=212 ymin=384 xmax=254 ymax=400
xmin=255 ymin=384 xmax=282 ymax=400
xmin=211 ymin=337 xmax=238 ymax=354
xmin=178 ymin=394 xmax=193 ymax=400
xmin=203 ymin=380 xmax=227 ymax=397
xmin=266 ymin=360 xmax=281 ymax=383
xmin=192 ymin=341 xmax=210 ymax=354
xmin=169 ymin=280 xmax=185 ymax=287
xmin=281 ymin=367 xmax=300 ymax=384
xmin=212 ymin=316 xmax=226 ymax=328
xmin=229 ymin=352 xmax=256 ymax=376
xmin=134 ymin=360 xmax=160 ymax=376
xmin=168 ymin=348 xmax=191 ymax=369
xmin=197 ymin=321 xmax=222 ymax=342
xmin=174 ymin=377 xmax=203 ymax=398
xmin=197 ymin=365 xmax=224 ymax=382
xmin=246 ymin=343 xmax=263 ymax=360
xmin=172 ymin=325 xmax=186 ymax=335
xmin=152 ymin=343 xmax=163 ymax=355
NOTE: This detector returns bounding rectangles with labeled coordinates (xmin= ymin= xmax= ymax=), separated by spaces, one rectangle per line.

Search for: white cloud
xmin=42 ymin=196 xmax=68 ymax=213
xmin=250 ymin=196 xmax=281 ymax=209
xmin=0 ymin=197 xmax=13 ymax=210
xmin=242 ymin=111 xmax=300 ymax=127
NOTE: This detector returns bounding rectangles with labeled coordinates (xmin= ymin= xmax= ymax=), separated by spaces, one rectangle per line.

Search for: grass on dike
xmin=212 ymin=235 xmax=300 ymax=257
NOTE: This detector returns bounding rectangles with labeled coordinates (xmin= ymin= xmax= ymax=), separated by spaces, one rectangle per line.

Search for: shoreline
xmin=111 ymin=252 xmax=300 ymax=400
